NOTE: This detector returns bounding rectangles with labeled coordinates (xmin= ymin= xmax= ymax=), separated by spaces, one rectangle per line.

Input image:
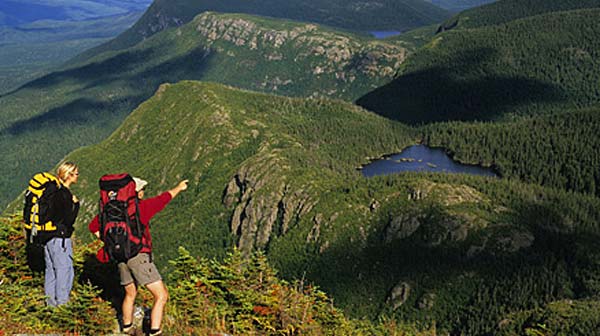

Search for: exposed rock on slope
xmin=195 ymin=13 xmax=407 ymax=82
xmin=223 ymin=145 xmax=316 ymax=253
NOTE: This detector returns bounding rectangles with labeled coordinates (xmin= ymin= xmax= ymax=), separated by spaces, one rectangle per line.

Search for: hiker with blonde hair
xmin=45 ymin=161 xmax=80 ymax=306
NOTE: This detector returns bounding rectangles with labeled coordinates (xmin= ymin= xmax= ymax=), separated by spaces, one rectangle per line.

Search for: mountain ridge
xmin=72 ymin=0 xmax=449 ymax=63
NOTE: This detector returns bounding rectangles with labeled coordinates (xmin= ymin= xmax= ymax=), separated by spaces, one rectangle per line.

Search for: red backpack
xmin=99 ymin=173 xmax=144 ymax=262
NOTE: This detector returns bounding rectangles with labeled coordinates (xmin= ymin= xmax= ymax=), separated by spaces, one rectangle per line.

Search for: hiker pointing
xmin=88 ymin=175 xmax=188 ymax=336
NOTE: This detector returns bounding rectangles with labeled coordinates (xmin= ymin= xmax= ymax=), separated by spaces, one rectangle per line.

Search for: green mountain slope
xmin=438 ymin=0 xmax=600 ymax=31
xmin=0 ymin=12 xmax=412 ymax=209
xmin=74 ymin=0 xmax=449 ymax=62
xmin=421 ymin=107 xmax=600 ymax=196
xmin=357 ymin=8 xmax=600 ymax=123
xmin=7 ymin=81 xmax=600 ymax=334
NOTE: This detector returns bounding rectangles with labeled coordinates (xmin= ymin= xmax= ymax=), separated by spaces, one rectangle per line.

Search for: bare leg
xmin=145 ymin=280 xmax=169 ymax=330
xmin=122 ymin=282 xmax=137 ymax=326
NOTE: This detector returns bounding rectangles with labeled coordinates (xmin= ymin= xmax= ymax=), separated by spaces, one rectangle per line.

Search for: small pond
xmin=370 ymin=31 xmax=401 ymax=39
xmin=361 ymin=145 xmax=498 ymax=178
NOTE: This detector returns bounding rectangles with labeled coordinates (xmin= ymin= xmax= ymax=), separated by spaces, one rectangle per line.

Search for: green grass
xmin=3 ymin=215 xmax=436 ymax=335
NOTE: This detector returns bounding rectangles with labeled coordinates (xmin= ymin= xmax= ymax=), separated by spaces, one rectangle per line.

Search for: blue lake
xmin=370 ymin=31 xmax=401 ymax=39
xmin=361 ymin=145 xmax=498 ymax=178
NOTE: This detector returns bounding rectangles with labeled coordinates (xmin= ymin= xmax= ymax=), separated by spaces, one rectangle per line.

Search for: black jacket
xmin=48 ymin=186 xmax=80 ymax=238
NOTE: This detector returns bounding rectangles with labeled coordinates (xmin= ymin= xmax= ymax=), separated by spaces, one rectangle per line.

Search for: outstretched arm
xmin=138 ymin=180 xmax=190 ymax=224
xmin=168 ymin=180 xmax=189 ymax=198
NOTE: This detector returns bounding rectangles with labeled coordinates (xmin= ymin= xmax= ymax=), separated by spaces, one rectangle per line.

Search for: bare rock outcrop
xmin=384 ymin=214 xmax=422 ymax=243
xmin=408 ymin=180 xmax=487 ymax=206
xmin=223 ymin=147 xmax=316 ymax=254
xmin=194 ymin=12 xmax=407 ymax=81
xmin=387 ymin=282 xmax=411 ymax=310
xmin=493 ymin=228 xmax=535 ymax=254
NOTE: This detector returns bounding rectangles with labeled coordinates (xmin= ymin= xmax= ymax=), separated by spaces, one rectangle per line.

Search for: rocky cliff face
xmin=222 ymin=145 xmax=316 ymax=254
xmin=195 ymin=13 xmax=407 ymax=83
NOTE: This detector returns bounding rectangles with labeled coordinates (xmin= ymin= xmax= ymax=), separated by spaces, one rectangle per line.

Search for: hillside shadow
xmin=2 ymin=48 xmax=156 ymax=95
xmin=283 ymin=197 xmax=600 ymax=331
xmin=356 ymin=47 xmax=567 ymax=124
xmin=1 ymin=42 xmax=214 ymax=99
xmin=79 ymin=253 xmax=124 ymax=315
xmin=1 ymin=95 xmax=143 ymax=136
xmin=1 ymin=45 xmax=215 ymax=137
xmin=78 ymin=45 xmax=213 ymax=92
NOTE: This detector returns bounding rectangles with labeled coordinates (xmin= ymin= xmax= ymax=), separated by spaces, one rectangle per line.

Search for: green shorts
xmin=118 ymin=253 xmax=162 ymax=286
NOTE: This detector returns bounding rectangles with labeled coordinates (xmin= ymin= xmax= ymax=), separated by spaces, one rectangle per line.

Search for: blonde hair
xmin=56 ymin=161 xmax=79 ymax=183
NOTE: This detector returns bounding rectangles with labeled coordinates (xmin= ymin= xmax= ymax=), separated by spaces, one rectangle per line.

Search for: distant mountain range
xmin=355 ymin=0 xmax=600 ymax=197
xmin=0 ymin=0 xmax=151 ymax=26
xmin=73 ymin=0 xmax=450 ymax=62
xmin=3 ymin=0 xmax=600 ymax=334
xmin=0 ymin=0 xmax=152 ymax=93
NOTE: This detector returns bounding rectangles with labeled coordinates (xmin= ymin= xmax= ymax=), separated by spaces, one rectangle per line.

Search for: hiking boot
xmin=122 ymin=323 xmax=137 ymax=336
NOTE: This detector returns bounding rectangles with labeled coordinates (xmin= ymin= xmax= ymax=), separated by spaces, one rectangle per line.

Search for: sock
xmin=149 ymin=328 xmax=162 ymax=335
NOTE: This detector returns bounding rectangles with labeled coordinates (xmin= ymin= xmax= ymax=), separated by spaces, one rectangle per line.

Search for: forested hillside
xmin=421 ymin=108 xmax=600 ymax=196
xmin=357 ymin=8 xmax=600 ymax=123
xmin=6 ymin=81 xmax=600 ymax=334
xmin=74 ymin=0 xmax=449 ymax=62
xmin=438 ymin=0 xmax=600 ymax=30
xmin=0 ymin=12 xmax=412 ymax=209
xmin=3 ymin=0 xmax=600 ymax=333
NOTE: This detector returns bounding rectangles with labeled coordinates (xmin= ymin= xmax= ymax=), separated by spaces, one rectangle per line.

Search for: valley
xmin=0 ymin=0 xmax=152 ymax=93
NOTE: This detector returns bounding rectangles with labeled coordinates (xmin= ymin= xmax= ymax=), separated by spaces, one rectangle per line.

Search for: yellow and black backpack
xmin=23 ymin=172 xmax=61 ymax=245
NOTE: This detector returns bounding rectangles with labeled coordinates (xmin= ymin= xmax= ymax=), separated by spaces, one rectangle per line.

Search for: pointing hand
xmin=178 ymin=179 xmax=189 ymax=192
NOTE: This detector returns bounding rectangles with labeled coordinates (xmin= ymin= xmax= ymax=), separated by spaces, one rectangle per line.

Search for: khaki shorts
xmin=118 ymin=253 xmax=162 ymax=286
